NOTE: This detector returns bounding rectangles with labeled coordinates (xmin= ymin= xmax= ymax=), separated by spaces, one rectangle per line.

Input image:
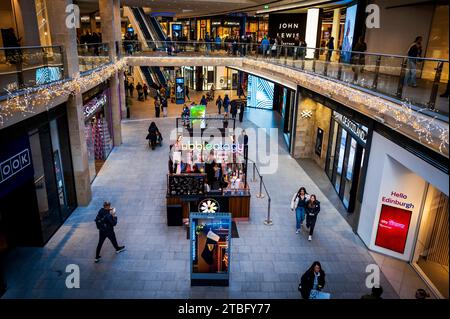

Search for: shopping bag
xmin=309 ymin=289 xmax=331 ymax=299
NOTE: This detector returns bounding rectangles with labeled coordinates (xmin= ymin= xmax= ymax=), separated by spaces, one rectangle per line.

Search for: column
xmin=100 ymin=0 xmax=123 ymax=146
xmin=46 ymin=0 xmax=92 ymax=205
xmin=331 ymin=8 xmax=341 ymax=60
xmin=90 ymin=13 xmax=97 ymax=33
xmin=13 ymin=0 xmax=41 ymax=46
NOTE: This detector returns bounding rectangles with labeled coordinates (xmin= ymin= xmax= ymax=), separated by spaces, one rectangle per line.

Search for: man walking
xmin=94 ymin=202 xmax=125 ymax=263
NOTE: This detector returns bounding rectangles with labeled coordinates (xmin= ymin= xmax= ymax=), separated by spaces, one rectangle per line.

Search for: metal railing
xmin=77 ymin=42 xmax=111 ymax=73
xmin=0 ymin=45 xmax=64 ymax=98
xmin=121 ymin=40 xmax=449 ymax=120
xmin=248 ymin=158 xmax=272 ymax=226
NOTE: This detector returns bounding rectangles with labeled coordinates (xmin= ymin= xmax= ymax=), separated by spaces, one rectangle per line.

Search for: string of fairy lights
xmin=0 ymin=55 xmax=448 ymax=156
xmin=243 ymin=58 xmax=449 ymax=156
xmin=0 ymin=58 xmax=127 ymax=125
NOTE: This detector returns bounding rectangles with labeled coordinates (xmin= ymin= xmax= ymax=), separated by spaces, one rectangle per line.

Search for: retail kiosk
xmin=166 ymin=113 xmax=251 ymax=226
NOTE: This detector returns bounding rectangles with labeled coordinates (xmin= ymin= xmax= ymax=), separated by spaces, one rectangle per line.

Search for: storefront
xmin=0 ymin=103 xmax=77 ymax=248
xmin=246 ymin=16 xmax=269 ymax=42
xmin=82 ymin=83 xmax=114 ymax=182
xmin=166 ymin=116 xmax=250 ymax=226
xmin=196 ymin=19 xmax=210 ymax=40
xmin=182 ymin=66 xmax=238 ymax=91
xmin=293 ymin=89 xmax=372 ymax=227
xmin=358 ymin=131 xmax=449 ymax=299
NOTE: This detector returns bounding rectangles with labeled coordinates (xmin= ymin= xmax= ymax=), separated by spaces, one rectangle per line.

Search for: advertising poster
xmin=341 ymin=4 xmax=358 ymax=63
xmin=246 ymin=75 xmax=274 ymax=109
xmin=190 ymin=105 xmax=206 ymax=128
xmin=190 ymin=213 xmax=231 ymax=286
xmin=171 ymin=23 xmax=182 ymax=39
xmin=375 ymin=204 xmax=412 ymax=254
xmin=315 ymin=128 xmax=324 ymax=156
xmin=175 ymin=77 xmax=185 ymax=104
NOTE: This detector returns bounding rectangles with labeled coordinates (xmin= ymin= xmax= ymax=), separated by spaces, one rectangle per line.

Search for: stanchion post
xmin=256 ymin=176 xmax=265 ymax=198
xmin=252 ymin=162 xmax=258 ymax=182
xmin=264 ymin=197 xmax=273 ymax=226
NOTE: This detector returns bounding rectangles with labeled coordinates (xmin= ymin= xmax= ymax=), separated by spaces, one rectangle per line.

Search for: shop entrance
xmin=412 ymin=184 xmax=449 ymax=299
xmin=326 ymin=114 xmax=367 ymax=213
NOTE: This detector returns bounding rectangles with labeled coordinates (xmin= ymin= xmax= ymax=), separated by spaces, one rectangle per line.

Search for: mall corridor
xmin=2 ymin=112 xmax=400 ymax=299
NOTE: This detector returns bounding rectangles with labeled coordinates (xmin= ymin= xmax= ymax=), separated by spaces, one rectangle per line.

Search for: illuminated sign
xmin=181 ymin=142 xmax=243 ymax=153
xmin=333 ymin=112 xmax=367 ymax=144
xmin=375 ymin=204 xmax=412 ymax=254
xmin=224 ymin=21 xmax=240 ymax=27
xmin=0 ymin=149 xmax=31 ymax=185
xmin=198 ymin=198 xmax=220 ymax=213
xmin=84 ymin=94 xmax=107 ymax=119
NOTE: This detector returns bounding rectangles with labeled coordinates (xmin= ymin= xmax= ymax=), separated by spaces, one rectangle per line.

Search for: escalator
xmin=129 ymin=7 xmax=167 ymax=88
xmin=147 ymin=15 xmax=167 ymax=41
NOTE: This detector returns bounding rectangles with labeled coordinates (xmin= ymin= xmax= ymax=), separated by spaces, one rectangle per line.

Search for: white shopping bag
xmin=309 ymin=290 xmax=331 ymax=299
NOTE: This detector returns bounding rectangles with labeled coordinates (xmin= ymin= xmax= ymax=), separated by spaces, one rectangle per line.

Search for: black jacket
xmin=305 ymin=200 xmax=320 ymax=218
xmin=300 ymin=269 xmax=326 ymax=299
xmin=97 ymin=208 xmax=117 ymax=233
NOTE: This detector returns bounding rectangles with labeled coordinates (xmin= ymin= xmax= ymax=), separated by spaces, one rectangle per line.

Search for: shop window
xmin=413 ymin=185 xmax=449 ymax=298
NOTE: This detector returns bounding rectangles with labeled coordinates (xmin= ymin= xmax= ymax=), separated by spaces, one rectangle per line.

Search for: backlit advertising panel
xmin=375 ymin=204 xmax=412 ymax=254
xmin=190 ymin=212 xmax=231 ymax=286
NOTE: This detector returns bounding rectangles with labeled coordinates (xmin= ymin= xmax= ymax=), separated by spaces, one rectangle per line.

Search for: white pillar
xmin=305 ymin=8 xmax=321 ymax=59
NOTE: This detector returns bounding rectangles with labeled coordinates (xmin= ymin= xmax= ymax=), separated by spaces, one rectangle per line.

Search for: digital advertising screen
xmin=341 ymin=4 xmax=358 ymax=63
xmin=172 ymin=24 xmax=182 ymax=38
xmin=36 ymin=67 xmax=62 ymax=85
xmin=375 ymin=204 xmax=412 ymax=254
xmin=190 ymin=105 xmax=206 ymax=128
xmin=190 ymin=212 xmax=231 ymax=286
xmin=246 ymin=75 xmax=274 ymax=109
xmin=175 ymin=77 xmax=185 ymax=104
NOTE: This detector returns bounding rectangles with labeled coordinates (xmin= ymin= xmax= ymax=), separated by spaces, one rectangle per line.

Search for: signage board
xmin=175 ymin=77 xmax=185 ymax=104
xmin=190 ymin=212 xmax=231 ymax=286
xmin=333 ymin=112 xmax=368 ymax=145
xmin=375 ymin=204 xmax=412 ymax=254
xmin=268 ymin=14 xmax=307 ymax=46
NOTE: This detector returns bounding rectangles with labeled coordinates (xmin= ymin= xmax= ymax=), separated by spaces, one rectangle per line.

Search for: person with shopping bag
xmin=299 ymin=261 xmax=330 ymax=299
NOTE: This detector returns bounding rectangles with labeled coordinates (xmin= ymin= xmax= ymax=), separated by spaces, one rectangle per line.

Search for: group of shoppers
xmin=290 ymin=187 xmax=320 ymax=241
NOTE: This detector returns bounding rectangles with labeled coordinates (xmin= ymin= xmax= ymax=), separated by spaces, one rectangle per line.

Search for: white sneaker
xmin=296 ymin=229 xmax=300 ymax=234
xmin=308 ymin=235 xmax=312 ymax=241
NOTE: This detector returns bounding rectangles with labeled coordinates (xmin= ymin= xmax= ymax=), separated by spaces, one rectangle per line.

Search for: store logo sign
xmin=334 ymin=113 xmax=367 ymax=143
xmin=300 ymin=110 xmax=312 ymax=119
xmin=84 ymin=94 xmax=107 ymax=118
xmin=199 ymin=199 xmax=220 ymax=213
xmin=0 ymin=149 xmax=31 ymax=185
xmin=182 ymin=142 xmax=243 ymax=153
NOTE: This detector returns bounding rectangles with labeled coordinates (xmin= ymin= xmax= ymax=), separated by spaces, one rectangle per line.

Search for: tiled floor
xmin=2 ymin=106 xmax=401 ymax=299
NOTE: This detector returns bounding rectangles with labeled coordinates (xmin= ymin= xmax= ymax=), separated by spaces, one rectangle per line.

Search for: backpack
xmin=95 ymin=213 xmax=109 ymax=232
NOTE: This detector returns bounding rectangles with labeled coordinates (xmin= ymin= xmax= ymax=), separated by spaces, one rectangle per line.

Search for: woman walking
xmin=154 ymin=97 xmax=161 ymax=118
xmin=216 ymin=95 xmax=223 ymax=114
xmin=290 ymin=187 xmax=309 ymax=234
xmin=305 ymin=195 xmax=320 ymax=241
xmin=299 ymin=261 xmax=326 ymax=299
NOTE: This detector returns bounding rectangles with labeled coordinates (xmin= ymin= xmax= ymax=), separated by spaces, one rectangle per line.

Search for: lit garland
xmin=0 ymin=58 xmax=126 ymax=125
xmin=243 ymin=58 xmax=449 ymax=156
xmin=0 ymin=55 xmax=447 ymax=157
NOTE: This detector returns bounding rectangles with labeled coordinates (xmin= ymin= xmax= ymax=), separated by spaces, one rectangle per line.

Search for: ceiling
xmin=74 ymin=0 xmax=336 ymax=18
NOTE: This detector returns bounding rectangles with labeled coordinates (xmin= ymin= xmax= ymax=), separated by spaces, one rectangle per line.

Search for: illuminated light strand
xmin=243 ymin=58 xmax=449 ymax=156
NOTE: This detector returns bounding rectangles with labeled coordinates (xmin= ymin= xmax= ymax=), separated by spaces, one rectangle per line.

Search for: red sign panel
xmin=375 ymin=204 xmax=412 ymax=254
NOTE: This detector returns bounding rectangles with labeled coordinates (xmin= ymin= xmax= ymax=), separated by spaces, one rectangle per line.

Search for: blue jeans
xmin=406 ymin=59 xmax=417 ymax=86
xmin=296 ymin=207 xmax=305 ymax=229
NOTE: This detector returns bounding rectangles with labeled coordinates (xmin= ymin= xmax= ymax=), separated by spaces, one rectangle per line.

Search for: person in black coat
xmin=147 ymin=122 xmax=161 ymax=150
xmin=305 ymin=194 xmax=320 ymax=241
xmin=230 ymin=100 xmax=238 ymax=119
xmin=299 ymin=261 xmax=326 ymax=299
xmin=95 ymin=202 xmax=125 ymax=263
xmin=238 ymin=102 xmax=245 ymax=122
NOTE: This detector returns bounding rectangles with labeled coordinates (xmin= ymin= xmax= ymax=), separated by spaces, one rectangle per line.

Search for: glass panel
xmin=343 ymin=138 xmax=357 ymax=209
xmin=334 ymin=129 xmax=347 ymax=193
xmin=29 ymin=131 xmax=49 ymax=221
xmin=413 ymin=185 xmax=449 ymax=299
xmin=327 ymin=121 xmax=339 ymax=178
xmin=50 ymin=120 xmax=67 ymax=211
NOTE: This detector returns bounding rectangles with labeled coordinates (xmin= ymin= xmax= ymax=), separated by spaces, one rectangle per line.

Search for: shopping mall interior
xmin=0 ymin=0 xmax=448 ymax=303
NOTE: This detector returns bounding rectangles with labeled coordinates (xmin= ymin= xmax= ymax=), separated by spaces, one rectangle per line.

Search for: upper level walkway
xmin=0 ymin=41 xmax=449 ymax=158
